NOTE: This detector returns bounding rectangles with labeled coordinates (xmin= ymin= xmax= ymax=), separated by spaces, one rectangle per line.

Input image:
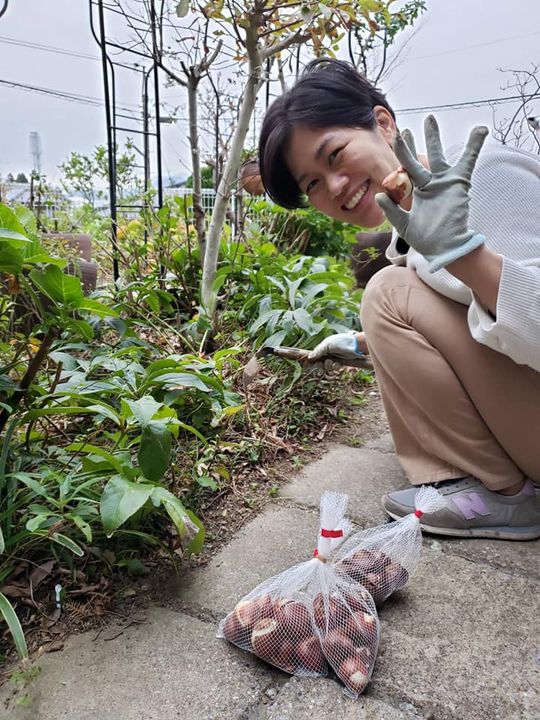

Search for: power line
xmin=0 ymin=77 xmax=140 ymax=113
xmin=0 ymin=35 xmax=100 ymax=61
xmin=396 ymin=94 xmax=538 ymax=116
xmin=405 ymin=30 xmax=540 ymax=63
xmin=0 ymin=77 xmax=189 ymax=124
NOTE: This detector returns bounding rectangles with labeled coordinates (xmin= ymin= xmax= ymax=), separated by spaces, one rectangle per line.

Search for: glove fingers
xmin=375 ymin=192 xmax=410 ymax=237
xmin=456 ymin=125 xmax=489 ymax=180
xmin=307 ymin=343 xmax=330 ymax=361
xmin=401 ymin=128 xmax=418 ymax=159
xmin=393 ymin=131 xmax=431 ymax=188
xmin=424 ymin=115 xmax=450 ymax=174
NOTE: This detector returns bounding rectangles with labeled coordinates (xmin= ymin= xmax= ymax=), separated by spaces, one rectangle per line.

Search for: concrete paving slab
xmin=258 ymin=676 xmax=419 ymax=719
xmin=0 ymin=608 xmax=270 ymax=720
xmin=280 ymin=446 xmax=406 ymax=525
xmin=372 ymin=546 xmax=540 ymax=720
xmin=435 ymin=537 xmax=540 ymax=580
xmin=364 ymin=433 xmax=395 ymax=454
xmin=176 ymin=505 xmax=320 ymax=617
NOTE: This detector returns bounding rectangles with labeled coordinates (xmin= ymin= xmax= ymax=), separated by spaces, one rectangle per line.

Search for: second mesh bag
xmin=218 ymin=491 xmax=380 ymax=698
xmin=332 ymin=486 xmax=446 ymax=605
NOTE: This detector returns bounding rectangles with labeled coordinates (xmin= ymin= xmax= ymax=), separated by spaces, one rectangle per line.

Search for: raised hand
xmin=376 ymin=115 xmax=489 ymax=273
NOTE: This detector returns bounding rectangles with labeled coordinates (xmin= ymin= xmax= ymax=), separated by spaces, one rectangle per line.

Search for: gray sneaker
xmin=383 ymin=477 xmax=540 ymax=540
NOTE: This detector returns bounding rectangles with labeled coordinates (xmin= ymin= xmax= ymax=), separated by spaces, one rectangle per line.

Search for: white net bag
xmin=218 ymin=491 xmax=380 ymax=698
xmin=332 ymin=486 xmax=446 ymax=605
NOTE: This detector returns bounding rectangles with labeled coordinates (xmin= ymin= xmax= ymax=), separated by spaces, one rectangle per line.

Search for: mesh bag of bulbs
xmin=333 ymin=486 xmax=445 ymax=607
xmin=218 ymin=487 xmax=444 ymax=698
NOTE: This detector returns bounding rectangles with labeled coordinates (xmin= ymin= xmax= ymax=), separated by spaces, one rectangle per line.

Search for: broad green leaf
xmin=126 ymin=396 xmax=162 ymax=428
xmin=49 ymin=532 xmax=84 ymax=556
xmin=0 ymin=228 xmax=30 ymax=245
xmin=249 ymin=309 xmax=283 ymax=334
xmin=0 ymin=203 xmax=27 ymax=234
xmin=196 ymin=474 xmax=218 ymax=490
xmin=138 ymin=422 xmax=171 ymax=482
xmin=177 ymin=421 xmax=208 ymax=445
xmin=221 ymin=404 xmax=245 ymax=418
xmin=0 ymin=592 xmax=28 ymax=660
xmin=185 ymin=510 xmax=205 ymax=556
xmin=300 ymin=283 xmax=327 ymax=308
xmin=149 ymin=372 xmax=211 ymax=393
xmin=292 ymin=308 xmax=315 ymax=333
xmin=0 ymin=375 xmax=17 ymax=392
xmin=0 ymin=525 xmax=4 ymax=554
xmin=286 ymin=277 xmax=305 ymax=308
xmin=65 ymin=318 xmax=94 ymax=340
xmin=262 ymin=329 xmax=288 ymax=349
xmin=22 ymin=406 xmax=103 ymax=422
xmin=69 ymin=515 xmax=93 ymax=543
xmin=66 ymin=443 xmax=125 ymax=473
xmin=0 ymin=243 xmax=23 ymax=273
xmin=14 ymin=205 xmax=38 ymax=234
xmin=29 ymin=264 xmax=84 ymax=306
xmin=85 ymin=403 xmax=120 ymax=425
xmin=100 ymin=475 xmax=155 ymax=537
xmin=24 ymin=252 xmax=65 ymax=266
xmin=76 ymin=298 xmax=119 ymax=317
xmin=26 ymin=514 xmax=53 ymax=532
xmin=151 ymin=486 xmax=187 ymax=533
xmin=15 ymin=473 xmax=51 ymax=499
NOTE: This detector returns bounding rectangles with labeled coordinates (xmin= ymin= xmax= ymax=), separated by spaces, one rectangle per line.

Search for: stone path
xmin=2 ymin=432 xmax=539 ymax=720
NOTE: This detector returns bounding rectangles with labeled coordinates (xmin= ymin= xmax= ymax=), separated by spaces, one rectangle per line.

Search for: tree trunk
xmin=187 ymin=74 xmax=206 ymax=260
xmin=201 ymin=47 xmax=263 ymax=315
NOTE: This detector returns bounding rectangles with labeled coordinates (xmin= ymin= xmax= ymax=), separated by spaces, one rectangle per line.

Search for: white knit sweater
xmin=386 ymin=139 xmax=540 ymax=372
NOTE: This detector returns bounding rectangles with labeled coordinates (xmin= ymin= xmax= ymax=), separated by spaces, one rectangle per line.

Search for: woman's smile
xmin=343 ymin=180 xmax=370 ymax=211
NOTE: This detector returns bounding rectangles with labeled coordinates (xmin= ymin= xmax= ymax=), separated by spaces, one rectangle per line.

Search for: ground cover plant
xmin=0 ymin=198 xmax=371 ymax=670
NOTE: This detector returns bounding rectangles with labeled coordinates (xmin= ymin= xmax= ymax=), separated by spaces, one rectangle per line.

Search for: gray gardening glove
xmin=308 ymin=332 xmax=364 ymax=362
xmin=375 ymin=115 xmax=489 ymax=273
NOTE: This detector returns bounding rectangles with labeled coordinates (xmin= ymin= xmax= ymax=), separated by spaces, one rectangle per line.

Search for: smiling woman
xmin=258 ymin=58 xmax=540 ymax=542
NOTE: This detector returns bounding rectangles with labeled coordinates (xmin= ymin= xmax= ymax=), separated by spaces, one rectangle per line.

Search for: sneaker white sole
xmin=385 ymin=510 xmax=540 ymax=541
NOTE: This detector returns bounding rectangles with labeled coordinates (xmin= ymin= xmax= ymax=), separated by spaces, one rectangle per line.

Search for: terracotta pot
xmin=238 ymin=159 xmax=265 ymax=196
xmin=41 ymin=233 xmax=98 ymax=294
xmin=350 ymin=232 xmax=392 ymax=289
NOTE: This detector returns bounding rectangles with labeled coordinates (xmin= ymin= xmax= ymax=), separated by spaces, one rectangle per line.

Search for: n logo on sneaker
xmin=452 ymin=492 xmax=490 ymax=520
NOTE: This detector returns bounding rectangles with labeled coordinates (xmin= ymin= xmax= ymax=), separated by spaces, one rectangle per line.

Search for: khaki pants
xmin=360 ymin=266 xmax=540 ymax=490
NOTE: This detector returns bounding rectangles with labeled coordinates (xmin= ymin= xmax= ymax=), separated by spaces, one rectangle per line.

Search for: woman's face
xmin=285 ymin=107 xmax=400 ymax=227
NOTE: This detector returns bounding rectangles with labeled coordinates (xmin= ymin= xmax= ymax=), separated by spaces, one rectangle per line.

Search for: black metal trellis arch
xmin=88 ymin=0 xmax=164 ymax=282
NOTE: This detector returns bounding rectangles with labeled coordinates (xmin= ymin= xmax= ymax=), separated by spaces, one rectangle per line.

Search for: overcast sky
xmin=0 ymin=0 xmax=539 ymax=183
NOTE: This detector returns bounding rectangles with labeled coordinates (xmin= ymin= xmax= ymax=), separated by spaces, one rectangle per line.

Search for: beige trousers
xmin=360 ymin=266 xmax=540 ymax=490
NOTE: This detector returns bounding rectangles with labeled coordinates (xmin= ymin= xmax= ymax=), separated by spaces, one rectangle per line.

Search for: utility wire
xmin=0 ymin=35 xmax=101 ymax=61
xmin=0 ymin=78 xmax=140 ymax=113
xmin=0 ymin=77 xmax=189 ymax=123
xmin=3 ymin=75 xmax=535 ymax=120
xmin=396 ymin=94 xmax=538 ymax=116
xmin=404 ymin=30 xmax=540 ymax=63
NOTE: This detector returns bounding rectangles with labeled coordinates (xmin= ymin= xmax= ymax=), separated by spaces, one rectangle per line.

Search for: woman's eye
xmin=329 ymin=147 xmax=343 ymax=163
xmin=306 ymin=179 xmax=318 ymax=194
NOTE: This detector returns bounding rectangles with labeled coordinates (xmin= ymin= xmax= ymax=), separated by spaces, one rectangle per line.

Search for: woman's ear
xmin=373 ymin=106 xmax=397 ymax=145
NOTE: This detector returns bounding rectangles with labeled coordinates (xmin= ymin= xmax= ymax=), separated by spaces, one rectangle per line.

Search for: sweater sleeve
xmin=468 ymin=256 xmax=540 ymax=371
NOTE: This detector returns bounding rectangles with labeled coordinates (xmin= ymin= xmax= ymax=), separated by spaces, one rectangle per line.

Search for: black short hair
xmin=258 ymin=58 xmax=395 ymax=209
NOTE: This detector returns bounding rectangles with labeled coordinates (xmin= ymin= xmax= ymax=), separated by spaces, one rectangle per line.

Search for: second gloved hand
xmin=308 ymin=332 xmax=365 ymax=362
